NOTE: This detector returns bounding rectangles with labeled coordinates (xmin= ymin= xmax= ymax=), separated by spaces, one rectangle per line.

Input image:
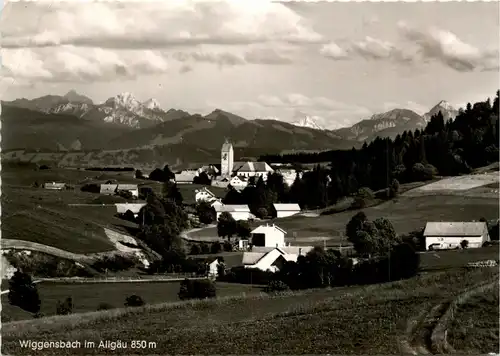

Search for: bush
xmin=264 ymin=280 xmax=290 ymax=293
xmin=460 ymin=239 xmax=469 ymax=249
xmin=256 ymin=207 xmax=268 ymax=219
xmin=210 ymin=242 xmax=222 ymax=254
xmin=7 ymin=271 xmax=41 ymax=314
xmin=56 ymin=297 xmax=73 ymax=315
xmin=389 ymin=179 xmax=400 ymax=198
xmin=91 ymin=255 xmax=137 ymax=273
xmin=178 ymin=279 xmax=216 ymax=300
xmin=412 ymin=163 xmax=438 ymax=181
xmin=97 ymin=302 xmax=114 ymax=311
xmin=121 ymin=210 xmax=137 ymax=223
xmin=124 ymin=295 xmax=145 ymax=307
xmin=223 ymin=241 xmax=233 ymax=252
xmin=117 ymin=190 xmax=134 ymax=200
xmin=80 ymin=183 xmax=100 ymax=193
xmin=190 ymin=244 xmax=201 ymax=255
xmin=200 ymin=243 xmax=210 ymax=254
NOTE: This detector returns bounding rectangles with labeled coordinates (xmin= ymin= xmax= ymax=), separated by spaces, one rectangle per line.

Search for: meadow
xmin=188 ymin=194 xmax=500 ymax=246
xmin=2 ymin=268 xmax=498 ymax=355
xmin=1 ymin=281 xmax=264 ymax=322
xmin=448 ymin=285 xmax=499 ymax=353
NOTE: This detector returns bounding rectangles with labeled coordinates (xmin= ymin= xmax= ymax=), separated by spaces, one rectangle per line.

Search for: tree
xmin=223 ymin=241 xmax=233 ymax=252
xmin=178 ymin=279 xmax=216 ymax=300
xmin=149 ymin=168 xmax=166 ymax=182
xmin=122 ymin=209 xmax=137 ymax=223
xmin=210 ymin=242 xmax=222 ymax=254
xmin=190 ymin=244 xmax=201 ymax=255
xmin=135 ymin=170 xmax=144 ymax=179
xmin=389 ymin=178 xmax=400 ymax=198
xmin=56 ymin=297 xmax=73 ymax=315
xmin=346 ymin=212 xmax=368 ymax=243
xmin=163 ymin=181 xmax=183 ymax=205
xmin=8 ymin=271 xmax=41 ymax=315
xmin=193 ymin=172 xmax=211 ymax=185
xmin=236 ymin=220 xmax=251 ymax=238
xmin=124 ymin=295 xmax=145 ymax=307
xmin=217 ymin=212 xmax=237 ymax=240
xmin=390 ymin=243 xmax=420 ymax=280
xmin=196 ymin=202 xmax=216 ymax=225
xmin=200 ymin=243 xmax=210 ymax=254
xmin=163 ymin=165 xmax=175 ymax=181
xmin=460 ymin=240 xmax=469 ymax=249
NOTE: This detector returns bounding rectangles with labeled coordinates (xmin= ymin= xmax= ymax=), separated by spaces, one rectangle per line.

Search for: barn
xmin=423 ymin=221 xmax=490 ymax=250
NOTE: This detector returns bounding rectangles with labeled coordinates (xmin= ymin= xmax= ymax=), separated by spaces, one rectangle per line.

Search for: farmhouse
xmin=250 ymin=224 xmax=287 ymax=248
xmin=230 ymin=176 xmax=248 ymax=190
xmin=100 ymin=184 xmax=118 ymax=195
xmin=423 ymin=221 xmax=490 ymax=250
xmin=242 ymin=246 xmax=313 ymax=272
xmin=272 ymin=203 xmax=301 ymax=218
xmin=117 ymin=184 xmax=139 ymax=198
xmin=198 ymin=165 xmax=220 ymax=178
xmin=214 ymin=204 xmax=251 ymax=221
xmin=115 ymin=203 xmax=146 ymax=216
xmin=43 ymin=182 xmax=66 ymax=190
xmin=195 ymin=187 xmax=217 ymax=203
xmin=175 ymin=171 xmax=198 ymax=184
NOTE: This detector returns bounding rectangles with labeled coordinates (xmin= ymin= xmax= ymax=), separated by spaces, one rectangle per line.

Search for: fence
xmin=38 ymin=274 xmax=206 ymax=284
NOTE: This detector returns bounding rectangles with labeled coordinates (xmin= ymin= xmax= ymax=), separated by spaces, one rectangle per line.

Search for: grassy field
xmin=448 ymin=285 xmax=499 ymax=353
xmin=1 ymin=281 xmax=264 ymax=322
xmin=2 ymin=268 xmax=498 ymax=355
xmin=188 ymin=194 xmax=499 ymax=246
xmin=418 ymin=246 xmax=499 ymax=272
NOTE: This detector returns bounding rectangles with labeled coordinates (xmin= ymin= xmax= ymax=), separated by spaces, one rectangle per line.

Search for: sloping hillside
xmin=1 ymin=105 xmax=133 ymax=151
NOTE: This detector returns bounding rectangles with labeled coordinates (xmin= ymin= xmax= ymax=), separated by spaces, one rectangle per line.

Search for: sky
xmin=1 ymin=0 xmax=499 ymax=129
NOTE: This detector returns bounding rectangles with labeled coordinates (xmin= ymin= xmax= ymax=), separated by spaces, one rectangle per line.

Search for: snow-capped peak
xmin=293 ymin=115 xmax=324 ymax=130
xmin=105 ymin=92 xmax=141 ymax=111
xmin=143 ymin=98 xmax=162 ymax=111
xmin=434 ymin=100 xmax=454 ymax=111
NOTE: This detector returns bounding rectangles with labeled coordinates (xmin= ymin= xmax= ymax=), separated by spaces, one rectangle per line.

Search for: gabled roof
xmin=117 ymin=184 xmax=138 ymax=190
xmin=243 ymin=247 xmax=287 ymax=266
xmin=214 ymin=204 xmax=250 ymax=212
xmin=273 ymin=203 xmax=301 ymax=211
xmin=175 ymin=173 xmax=196 ymax=182
xmin=251 ymin=224 xmax=287 ymax=235
xmin=195 ymin=187 xmax=216 ymax=197
xmin=251 ymin=246 xmax=314 ymax=255
xmin=233 ymin=161 xmax=273 ymax=173
xmin=423 ymin=222 xmax=488 ymax=237
xmin=44 ymin=182 xmax=66 ymax=189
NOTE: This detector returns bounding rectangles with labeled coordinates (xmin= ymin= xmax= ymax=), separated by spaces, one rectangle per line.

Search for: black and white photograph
xmin=0 ymin=0 xmax=499 ymax=355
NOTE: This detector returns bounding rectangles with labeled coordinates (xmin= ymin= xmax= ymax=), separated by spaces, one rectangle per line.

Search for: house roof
xmin=117 ymin=184 xmax=138 ymax=190
xmin=44 ymin=182 xmax=65 ymax=187
xmin=273 ymin=203 xmax=301 ymax=211
xmin=195 ymin=252 xmax=243 ymax=268
xmin=196 ymin=187 xmax=216 ymax=197
xmin=251 ymin=246 xmax=314 ymax=255
xmin=242 ymin=252 xmax=266 ymax=265
xmin=175 ymin=173 xmax=196 ymax=182
xmin=251 ymin=224 xmax=287 ymax=235
xmin=423 ymin=222 xmax=488 ymax=237
xmin=100 ymin=184 xmax=118 ymax=192
xmin=233 ymin=161 xmax=273 ymax=173
xmin=214 ymin=204 xmax=250 ymax=212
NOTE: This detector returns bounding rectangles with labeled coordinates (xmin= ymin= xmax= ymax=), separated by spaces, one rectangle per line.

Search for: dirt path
xmin=399 ymin=277 xmax=499 ymax=355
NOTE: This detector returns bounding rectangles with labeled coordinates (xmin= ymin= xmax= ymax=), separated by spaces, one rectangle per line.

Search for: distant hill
xmin=331 ymin=108 xmax=427 ymax=142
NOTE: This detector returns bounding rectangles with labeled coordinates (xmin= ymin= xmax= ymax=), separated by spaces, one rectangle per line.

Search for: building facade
xmin=221 ymin=140 xmax=234 ymax=178
xmin=250 ymin=224 xmax=287 ymax=248
xmin=423 ymin=221 xmax=490 ymax=250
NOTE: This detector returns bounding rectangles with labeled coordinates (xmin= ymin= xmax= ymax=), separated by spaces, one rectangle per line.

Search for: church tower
xmin=221 ymin=139 xmax=234 ymax=177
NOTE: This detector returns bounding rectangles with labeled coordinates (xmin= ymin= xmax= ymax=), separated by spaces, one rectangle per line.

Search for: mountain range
xmin=1 ymin=90 xmax=459 ymax=167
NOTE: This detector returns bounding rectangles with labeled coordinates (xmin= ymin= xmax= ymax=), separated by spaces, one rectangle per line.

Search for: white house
xmin=250 ymin=224 xmax=287 ymax=248
xmin=117 ymin=184 xmax=139 ymax=198
xmin=230 ymin=176 xmax=248 ymax=190
xmin=195 ymin=187 xmax=217 ymax=203
xmin=214 ymin=204 xmax=251 ymax=221
xmin=423 ymin=221 xmax=490 ymax=250
xmin=242 ymin=246 xmax=313 ymax=272
xmin=175 ymin=171 xmax=198 ymax=184
xmin=207 ymin=258 xmax=220 ymax=279
xmin=273 ymin=203 xmax=301 ymax=218
xmin=43 ymin=182 xmax=66 ymax=190
xmin=232 ymin=161 xmax=274 ymax=180
xmin=100 ymin=183 xmax=118 ymax=195
xmin=115 ymin=203 xmax=147 ymax=216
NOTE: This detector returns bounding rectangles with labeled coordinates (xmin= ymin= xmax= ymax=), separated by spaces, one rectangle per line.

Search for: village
xmin=33 ymin=139 xmax=497 ymax=279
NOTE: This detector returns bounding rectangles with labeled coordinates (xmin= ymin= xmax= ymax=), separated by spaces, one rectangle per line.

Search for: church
xmin=220 ymin=140 xmax=274 ymax=180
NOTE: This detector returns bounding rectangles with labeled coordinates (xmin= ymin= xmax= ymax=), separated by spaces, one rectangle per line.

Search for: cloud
xmin=319 ymin=42 xmax=349 ymax=60
xmin=320 ymin=22 xmax=498 ymax=72
xmin=398 ymin=22 xmax=499 ymax=72
xmin=1 ymin=46 xmax=169 ymax=83
xmin=2 ymin=1 xmax=323 ymax=49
